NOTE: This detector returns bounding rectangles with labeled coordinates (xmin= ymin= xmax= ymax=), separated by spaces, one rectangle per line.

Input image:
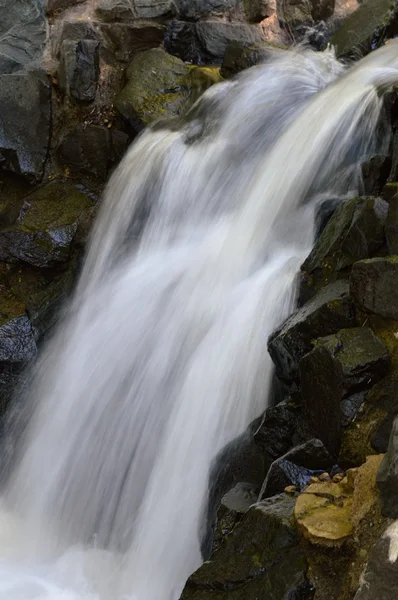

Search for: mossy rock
xmin=115 ymin=48 xmax=222 ymax=133
xmin=221 ymin=40 xmax=287 ymax=78
xmin=329 ymin=0 xmax=398 ymax=58
xmin=0 ymin=180 xmax=93 ymax=268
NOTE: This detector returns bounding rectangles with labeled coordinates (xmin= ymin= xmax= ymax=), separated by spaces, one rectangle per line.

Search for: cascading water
xmin=0 ymin=41 xmax=397 ymax=600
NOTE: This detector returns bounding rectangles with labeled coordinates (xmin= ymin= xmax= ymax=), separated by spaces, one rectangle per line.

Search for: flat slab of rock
xmin=350 ymin=257 xmax=398 ymax=321
xmin=268 ymin=280 xmax=356 ymax=383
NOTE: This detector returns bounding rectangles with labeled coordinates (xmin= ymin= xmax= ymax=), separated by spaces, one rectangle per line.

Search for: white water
xmin=1 ymin=42 xmax=398 ymax=600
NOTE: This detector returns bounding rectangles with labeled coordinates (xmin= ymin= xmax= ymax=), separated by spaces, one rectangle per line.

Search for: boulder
xmin=99 ymin=22 xmax=165 ymax=62
xmin=47 ymin=0 xmax=85 ymax=11
xmin=300 ymin=328 xmax=389 ymax=456
xmin=0 ymin=180 xmax=93 ymax=268
xmin=59 ymin=39 xmax=100 ymax=102
xmin=354 ymin=522 xmax=398 ymax=599
xmin=377 ymin=416 xmax=398 ymax=518
xmin=58 ymin=125 xmax=129 ymax=181
xmin=182 ymin=494 xmax=312 ymax=600
xmin=350 ymin=257 xmax=398 ymax=321
xmin=329 ymin=0 xmax=398 ymax=58
xmin=385 ymin=196 xmax=398 ymax=255
xmin=133 ymin=0 xmax=175 ymax=18
xmin=164 ymin=21 xmax=204 ymax=64
xmin=195 ymin=21 xmax=265 ymax=63
xmin=96 ymin=0 xmax=134 ymax=21
xmin=0 ymin=70 xmax=51 ymax=181
xmin=259 ymin=439 xmax=334 ymax=500
xmin=254 ymin=398 xmax=301 ymax=461
xmin=175 ymin=0 xmax=238 ymax=20
xmin=244 ymin=0 xmax=276 ymax=21
xmin=115 ymin=48 xmax=221 ymax=132
xmin=0 ymin=0 xmax=46 ymax=74
xmin=268 ymin=280 xmax=356 ymax=383
xmin=221 ymin=40 xmax=286 ymax=78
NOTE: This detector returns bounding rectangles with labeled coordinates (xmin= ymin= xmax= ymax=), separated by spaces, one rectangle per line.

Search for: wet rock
xmin=302 ymin=197 xmax=388 ymax=293
xmin=362 ymin=155 xmax=392 ymax=196
xmin=133 ymin=0 xmax=175 ymax=18
xmin=96 ymin=0 xmax=134 ymax=21
xmin=99 ymin=22 xmax=165 ymax=63
xmin=350 ymin=257 xmax=398 ymax=321
xmin=254 ymin=398 xmax=301 ymax=461
xmin=221 ymin=40 xmax=286 ymax=77
xmin=0 ymin=0 xmax=46 ymax=74
xmin=377 ymin=416 xmax=398 ymax=518
xmin=277 ymin=0 xmax=313 ymax=30
xmin=268 ymin=280 xmax=356 ymax=383
xmin=47 ymin=0 xmax=85 ymax=12
xmin=59 ymin=125 xmax=129 ymax=181
xmin=354 ymin=522 xmax=398 ymax=599
xmin=164 ymin=21 xmax=204 ymax=63
xmin=175 ymin=0 xmax=238 ymax=20
xmin=310 ymin=0 xmax=335 ymax=21
xmin=182 ymin=494 xmax=313 ymax=600
xmin=295 ymin=455 xmax=383 ymax=547
xmin=0 ymin=294 xmax=37 ymax=411
xmin=382 ymin=182 xmax=398 ymax=203
xmin=0 ymin=180 xmax=93 ymax=268
xmin=341 ymin=391 xmax=366 ymax=428
xmin=59 ymin=39 xmax=100 ymax=103
xmin=244 ymin=0 xmax=276 ymax=21
xmin=0 ymin=70 xmax=51 ymax=181
xmin=329 ymin=0 xmax=398 ymax=58
xmin=259 ymin=439 xmax=334 ymax=499
xmin=195 ymin=21 xmax=265 ymax=63
xmin=385 ymin=196 xmax=398 ymax=255
xmin=300 ymin=328 xmax=389 ymax=456
xmin=115 ymin=48 xmax=221 ymax=132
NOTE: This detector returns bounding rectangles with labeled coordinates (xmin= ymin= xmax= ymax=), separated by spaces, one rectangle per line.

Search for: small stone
xmin=319 ymin=472 xmax=331 ymax=481
xmin=333 ymin=473 xmax=344 ymax=483
xmin=284 ymin=485 xmax=297 ymax=494
xmin=309 ymin=476 xmax=320 ymax=484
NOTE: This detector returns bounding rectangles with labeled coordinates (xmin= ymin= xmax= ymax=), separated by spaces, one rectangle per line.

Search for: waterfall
xmin=0 ymin=41 xmax=397 ymax=600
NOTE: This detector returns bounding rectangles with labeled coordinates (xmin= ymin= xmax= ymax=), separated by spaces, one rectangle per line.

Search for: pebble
xmin=284 ymin=485 xmax=297 ymax=494
xmin=309 ymin=476 xmax=320 ymax=484
xmin=333 ymin=473 xmax=344 ymax=483
xmin=319 ymin=472 xmax=331 ymax=481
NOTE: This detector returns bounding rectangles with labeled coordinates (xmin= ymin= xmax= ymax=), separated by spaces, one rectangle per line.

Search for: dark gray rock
xmin=183 ymin=494 xmax=313 ymax=600
xmin=59 ymin=20 xmax=98 ymax=47
xmin=310 ymin=0 xmax=335 ymax=21
xmin=99 ymin=22 xmax=165 ymax=63
xmin=350 ymin=257 xmax=398 ymax=321
xmin=175 ymin=0 xmax=238 ymax=20
xmin=377 ymin=417 xmax=398 ymax=518
xmin=59 ymin=39 xmax=100 ymax=102
xmin=372 ymin=409 xmax=398 ymax=454
xmin=0 ymin=0 xmax=46 ymax=74
xmin=259 ymin=439 xmax=334 ymax=500
xmin=385 ymin=196 xmax=398 ymax=255
xmin=300 ymin=328 xmax=389 ymax=456
xmin=354 ymin=526 xmax=398 ymax=600
xmin=59 ymin=125 xmax=129 ymax=181
xmin=196 ymin=21 xmax=265 ymax=62
xmin=0 ymin=70 xmax=51 ymax=181
xmin=221 ymin=40 xmax=286 ymax=77
xmin=47 ymin=0 xmax=85 ymax=11
xmin=362 ymin=155 xmax=392 ymax=196
xmin=164 ymin=20 xmax=203 ymax=63
xmin=254 ymin=399 xmax=300 ymax=461
xmin=0 ymin=180 xmax=93 ymax=268
xmin=96 ymin=0 xmax=134 ymax=21
xmin=277 ymin=0 xmax=313 ymax=30
xmin=341 ymin=391 xmax=366 ymax=428
xmin=244 ymin=0 xmax=276 ymax=21
xmin=268 ymin=280 xmax=356 ymax=383
xmin=133 ymin=0 xmax=175 ymax=18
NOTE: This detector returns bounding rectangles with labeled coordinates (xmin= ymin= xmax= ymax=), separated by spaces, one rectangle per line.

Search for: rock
xmin=362 ymin=155 xmax=392 ymax=196
xmin=0 ymin=70 xmax=51 ymax=181
xmin=221 ymin=40 xmax=286 ymax=77
xmin=195 ymin=21 xmax=265 ymax=63
xmin=0 ymin=293 xmax=37 ymax=411
xmin=115 ymin=48 xmax=220 ymax=132
xmin=133 ymin=0 xmax=175 ymax=18
xmin=382 ymin=182 xmax=398 ymax=203
xmin=300 ymin=328 xmax=389 ymax=456
xmin=277 ymin=0 xmax=313 ymax=30
xmin=175 ymin=0 xmax=238 ymax=20
xmin=59 ymin=39 xmax=100 ymax=102
xmin=182 ymin=494 xmax=313 ymax=600
xmin=350 ymin=257 xmax=398 ymax=321
xmin=354 ymin=522 xmax=398 ymax=599
xmin=377 ymin=416 xmax=398 ymax=518
xmin=47 ymin=0 xmax=85 ymax=11
xmin=59 ymin=125 xmax=129 ymax=181
xmin=0 ymin=0 xmax=46 ymax=73
xmin=259 ymin=439 xmax=334 ymax=499
xmin=329 ymin=0 xmax=398 ymax=58
xmin=341 ymin=391 xmax=366 ymax=428
xmin=99 ymin=22 xmax=165 ymax=63
xmin=244 ymin=0 xmax=276 ymax=21
xmin=96 ymin=0 xmax=134 ymax=21
xmin=254 ymin=398 xmax=301 ymax=461
xmin=310 ymin=0 xmax=335 ymax=20
xmin=164 ymin=21 xmax=204 ymax=64
xmin=302 ymin=197 xmax=388 ymax=294
xmin=0 ymin=180 xmax=93 ymax=268
xmin=295 ymin=455 xmax=383 ymax=547
xmin=385 ymin=196 xmax=398 ymax=255
xmin=268 ymin=280 xmax=356 ymax=383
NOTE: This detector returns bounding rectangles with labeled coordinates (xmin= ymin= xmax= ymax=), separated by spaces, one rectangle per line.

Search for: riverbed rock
xmin=221 ymin=40 xmax=286 ymax=77
xmin=268 ymin=280 xmax=356 ymax=383
xmin=59 ymin=125 xmax=129 ymax=181
xmin=195 ymin=21 xmax=265 ymax=62
xmin=175 ymin=0 xmax=238 ymax=20
xmin=302 ymin=197 xmax=388 ymax=297
xmin=59 ymin=39 xmax=100 ymax=102
xmin=385 ymin=196 xmax=398 ymax=255
xmin=329 ymin=0 xmax=398 ymax=58
xmin=254 ymin=398 xmax=301 ymax=461
xmin=300 ymin=328 xmax=389 ymax=456
xmin=377 ymin=416 xmax=398 ymax=518
xmin=115 ymin=48 xmax=220 ymax=132
xmin=182 ymin=494 xmax=312 ymax=600
xmin=350 ymin=257 xmax=398 ymax=321
xmin=259 ymin=439 xmax=334 ymax=499
xmin=277 ymin=0 xmax=313 ymax=30
xmin=99 ymin=22 xmax=165 ymax=62
xmin=164 ymin=21 xmax=203 ymax=63
xmin=0 ymin=180 xmax=93 ymax=268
